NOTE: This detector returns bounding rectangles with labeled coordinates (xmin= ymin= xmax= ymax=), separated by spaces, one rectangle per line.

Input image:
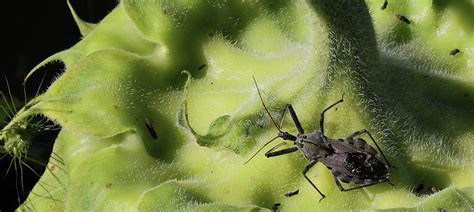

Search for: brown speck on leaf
xmin=449 ymin=48 xmax=460 ymax=55
xmin=438 ymin=208 xmax=446 ymax=212
xmin=396 ymin=14 xmax=410 ymax=24
xmin=430 ymin=186 xmax=439 ymax=193
xmin=284 ymin=189 xmax=299 ymax=197
xmin=49 ymin=164 xmax=56 ymax=172
xmin=198 ymin=64 xmax=207 ymax=70
xmin=106 ymin=182 xmax=112 ymax=188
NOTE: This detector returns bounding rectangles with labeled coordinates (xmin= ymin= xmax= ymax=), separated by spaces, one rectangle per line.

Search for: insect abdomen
xmin=344 ymin=152 xmax=389 ymax=180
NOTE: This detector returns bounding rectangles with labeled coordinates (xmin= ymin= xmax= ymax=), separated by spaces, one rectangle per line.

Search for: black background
xmin=0 ymin=1 xmax=117 ymax=211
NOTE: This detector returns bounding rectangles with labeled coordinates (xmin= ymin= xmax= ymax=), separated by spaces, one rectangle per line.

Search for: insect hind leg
xmin=331 ymin=174 xmax=390 ymax=192
xmin=302 ymin=161 xmax=326 ymax=202
xmin=347 ymin=129 xmax=396 ymax=169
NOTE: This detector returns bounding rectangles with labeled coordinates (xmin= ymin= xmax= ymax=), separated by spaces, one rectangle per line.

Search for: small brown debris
xmin=285 ymin=189 xmax=299 ymax=197
xmin=449 ymin=48 xmax=460 ymax=56
xmin=415 ymin=183 xmax=424 ymax=193
xmin=106 ymin=182 xmax=112 ymax=188
xmin=272 ymin=203 xmax=281 ymax=212
xmin=396 ymin=14 xmax=410 ymax=24
xmin=145 ymin=118 xmax=158 ymax=140
xmin=49 ymin=164 xmax=56 ymax=172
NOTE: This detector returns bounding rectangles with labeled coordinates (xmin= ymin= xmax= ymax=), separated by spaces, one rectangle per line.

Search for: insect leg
xmin=320 ymin=94 xmax=344 ymax=136
xmin=265 ymin=143 xmax=298 ymax=158
xmin=302 ymin=161 xmax=326 ymax=201
xmin=332 ymin=173 xmax=389 ymax=192
xmin=331 ymin=174 xmax=346 ymax=191
xmin=347 ymin=129 xmax=396 ymax=169
xmin=279 ymin=104 xmax=304 ymax=134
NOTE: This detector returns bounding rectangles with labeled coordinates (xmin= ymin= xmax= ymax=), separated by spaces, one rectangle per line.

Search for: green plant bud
xmin=5 ymin=0 xmax=471 ymax=211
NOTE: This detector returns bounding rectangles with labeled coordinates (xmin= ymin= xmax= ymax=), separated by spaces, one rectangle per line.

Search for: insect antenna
xmin=245 ymin=76 xmax=285 ymax=165
xmin=252 ymin=75 xmax=282 ymax=133
xmin=244 ymin=135 xmax=279 ymax=165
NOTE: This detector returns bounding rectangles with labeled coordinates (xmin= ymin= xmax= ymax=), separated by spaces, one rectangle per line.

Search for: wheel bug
xmin=245 ymin=76 xmax=395 ymax=201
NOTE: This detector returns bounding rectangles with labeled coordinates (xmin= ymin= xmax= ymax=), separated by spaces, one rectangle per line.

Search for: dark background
xmin=0 ymin=1 xmax=117 ymax=211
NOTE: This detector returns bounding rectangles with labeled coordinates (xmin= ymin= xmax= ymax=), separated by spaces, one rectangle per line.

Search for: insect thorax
xmin=296 ymin=132 xmax=333 ymax=160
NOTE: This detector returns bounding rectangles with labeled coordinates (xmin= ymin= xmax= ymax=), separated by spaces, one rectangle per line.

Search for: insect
xmin=396 ymin=14 xmax=410 ymax=24
xmin=246 ymin=76 xmax=395 ymax=201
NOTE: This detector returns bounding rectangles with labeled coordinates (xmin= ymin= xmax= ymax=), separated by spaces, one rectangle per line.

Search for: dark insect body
xmin=285 ymin=189 xmax=299 ymax=197
xmin=396 ymin=14 xmax=410 ymax=24
xmin=449 ymin=48 xmax=460 ymax=55
xmin=246 ymin=76 xmax=395 ymax=201
xmin=144 ymin=118 xmax=158 ymax=140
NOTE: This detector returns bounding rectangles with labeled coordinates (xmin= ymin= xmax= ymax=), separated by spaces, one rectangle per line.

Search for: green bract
xmin=1 ymin=0 xmax=472 ymax=211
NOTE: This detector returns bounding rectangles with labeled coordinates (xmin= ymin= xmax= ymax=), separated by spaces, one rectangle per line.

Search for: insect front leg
xmin=302 ymin=161 xmax=326 ymax=202
xmin=347 ymin=129 xmax=396 ymax=169
xmin=320 ymin=94 xmax=344 ymax=136
xmin=265 ymin=142 xmax=298 ymax=158
xmin=279 ymin=104 xmax=304 ymax=135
